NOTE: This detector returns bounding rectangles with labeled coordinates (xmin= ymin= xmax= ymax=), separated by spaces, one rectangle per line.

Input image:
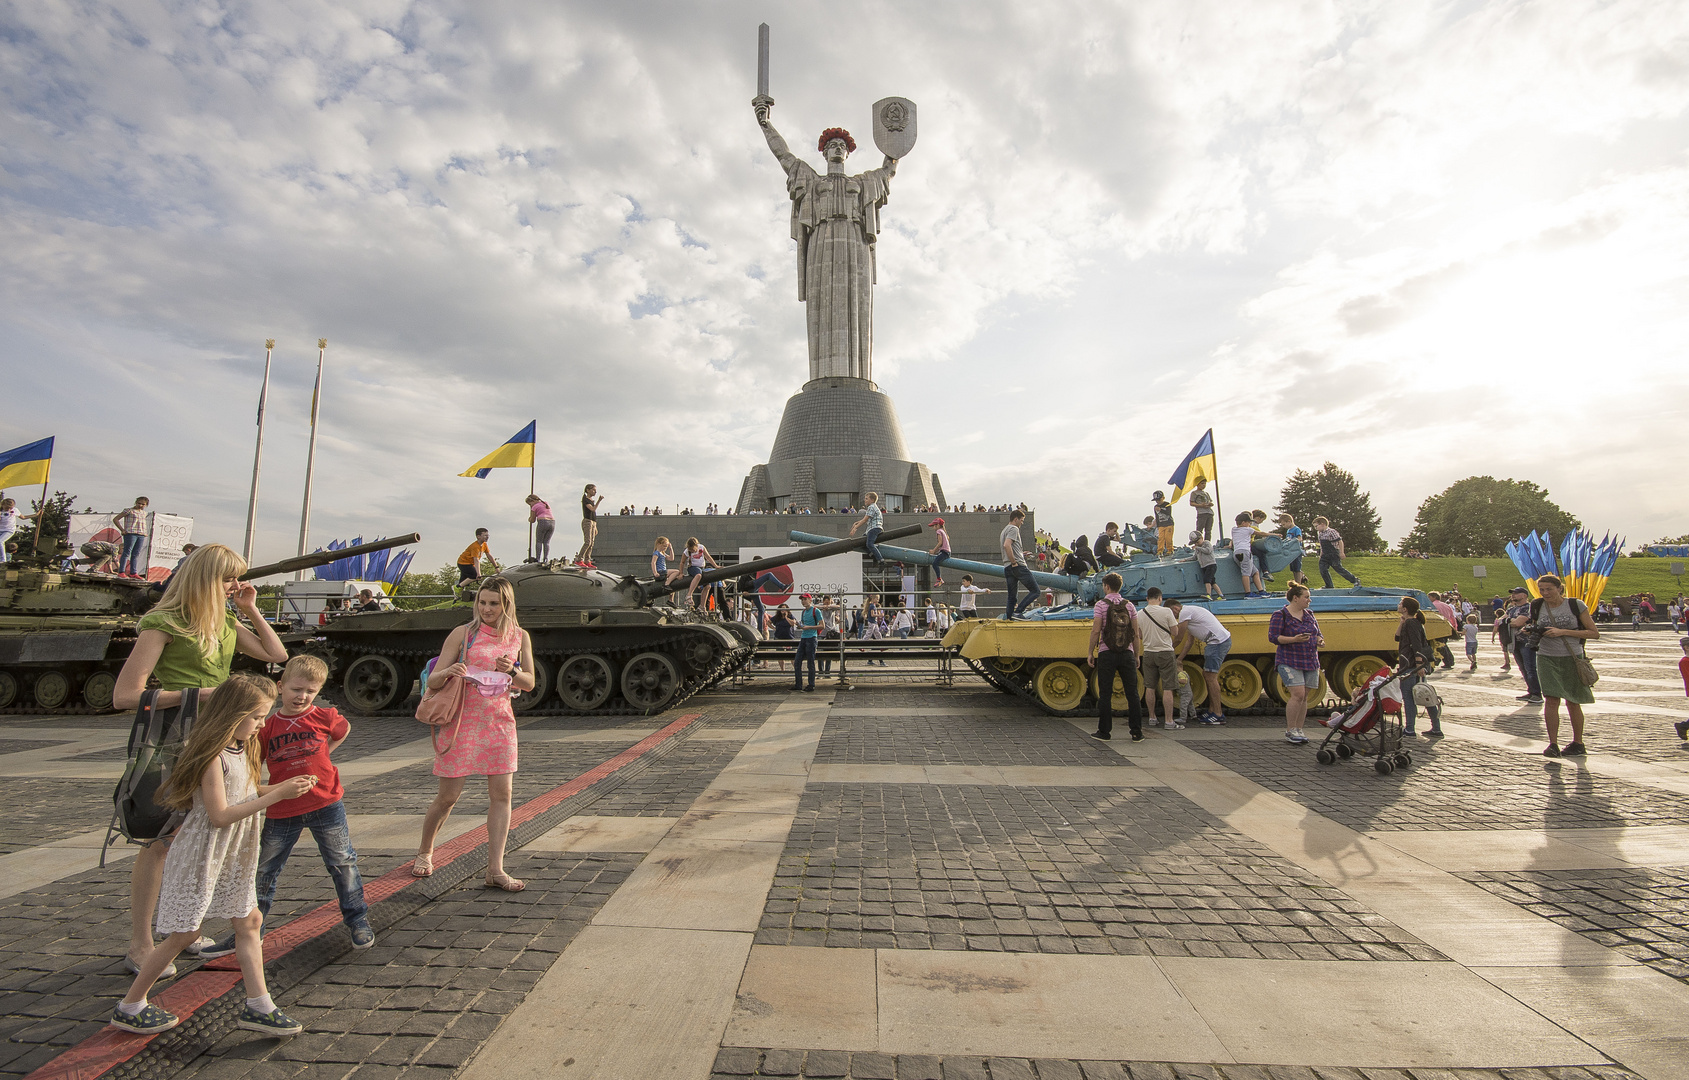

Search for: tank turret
xmin=312 ymin=525 xmax=923 ymax=717
xmin=0 ymin=533 xmax=420 ymax=714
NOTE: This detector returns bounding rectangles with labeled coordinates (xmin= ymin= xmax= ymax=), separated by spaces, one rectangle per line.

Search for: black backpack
xmin=1102 ymin=597 xmax=1134 ymax=652
xmin=104 ymin=688 xmax=202 ymax=863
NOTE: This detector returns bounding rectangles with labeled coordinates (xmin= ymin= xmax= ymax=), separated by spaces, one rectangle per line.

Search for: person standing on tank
xmin=414 ymin=576 xmax=535 ymax=891
xmin=526 ymin=494 xmax=555 ymax=563
xmin=1188 ymin=478 xmax=1215 ymax=542
xmin=1000 ymin=509 xmax=1040 ymax=620
xmin=113 ymin=496 xmax=150 ymax=578
xmin=576 ymin=484 xmax=603 ymax=568
xmin=1152 ymin=493 xmax=1176 ymax=557
xmin=111 ymin=544 xmax=289 ymax=977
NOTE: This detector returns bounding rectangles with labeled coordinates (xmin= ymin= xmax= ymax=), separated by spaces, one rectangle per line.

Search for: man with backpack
xmin=1087 ymin=572 xmax=1144 ymax=741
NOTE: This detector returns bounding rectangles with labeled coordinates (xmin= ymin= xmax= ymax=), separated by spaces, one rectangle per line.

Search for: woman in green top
xmin=113 ymin=543 xmax=288 ymax=974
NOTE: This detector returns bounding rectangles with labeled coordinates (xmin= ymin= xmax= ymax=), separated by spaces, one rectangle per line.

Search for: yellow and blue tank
xmin=789 ymin=528 xmax=1452 ymax=716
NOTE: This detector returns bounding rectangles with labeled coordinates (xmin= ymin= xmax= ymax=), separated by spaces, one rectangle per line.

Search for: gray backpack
xmin=103 ymin=688 xmax=202 ymax=864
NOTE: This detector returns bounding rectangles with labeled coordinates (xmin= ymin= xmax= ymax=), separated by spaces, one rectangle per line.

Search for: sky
xmin=2 ymin=0 xmax=1686 ymax=572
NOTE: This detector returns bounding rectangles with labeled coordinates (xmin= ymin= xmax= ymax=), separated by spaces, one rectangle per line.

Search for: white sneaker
xmin=1284 ymin=730 xmax=1309 ymax=745
xmin=1165 ymin=721 xmax=1185 ymax=730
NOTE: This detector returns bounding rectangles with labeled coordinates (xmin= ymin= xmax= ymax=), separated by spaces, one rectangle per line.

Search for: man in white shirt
xmin=1167 ymin=600 xmax=1233 ymax=725
xmin=1136 ymin=588 xmax=1183 ymax=729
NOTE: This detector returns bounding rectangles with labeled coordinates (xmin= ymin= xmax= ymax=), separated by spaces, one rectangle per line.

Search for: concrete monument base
xmin=735 ymin=377 xmax=944 ymax=514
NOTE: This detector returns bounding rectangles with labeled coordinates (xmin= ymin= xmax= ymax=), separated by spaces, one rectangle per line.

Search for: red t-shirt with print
xmin=260 ymin=705 xmax=350 ymax=818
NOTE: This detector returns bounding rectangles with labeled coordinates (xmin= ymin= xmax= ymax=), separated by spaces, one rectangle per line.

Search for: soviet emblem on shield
xmin=872 ymin=97 xmax=917 ymax=159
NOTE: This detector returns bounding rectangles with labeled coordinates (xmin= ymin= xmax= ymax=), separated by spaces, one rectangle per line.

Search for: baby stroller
xmin=1316 ymin=666 xmax=1412 ymax=775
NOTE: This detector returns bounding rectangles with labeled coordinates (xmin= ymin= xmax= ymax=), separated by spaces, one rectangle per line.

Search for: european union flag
xmin=460 ymin=422 xmax=536 ymax=479
xmin=0 ymin=437 xmax=53 ymax=489
xmin=1166 ymin=429 xmax=1217 ymax=504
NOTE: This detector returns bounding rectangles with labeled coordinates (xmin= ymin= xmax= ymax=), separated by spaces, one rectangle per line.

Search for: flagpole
xmin=297 ymin=338 xmax=326 ymax=580
xmin=1206 ymin=428 xmax=1223 ymax=539
xmin=244 ymin=338 xmax=274 ymax=564
xmin=526 ymin=422 xmax=533 ymax=561
xmin=30 ymin=473 xmax=49 ymax=549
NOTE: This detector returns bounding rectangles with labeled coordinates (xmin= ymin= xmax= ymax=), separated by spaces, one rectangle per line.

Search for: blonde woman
xmin=415 ymin=576 xmax=536 ymax=891
xmin=111 ymin=543 xmax=288 ymax=976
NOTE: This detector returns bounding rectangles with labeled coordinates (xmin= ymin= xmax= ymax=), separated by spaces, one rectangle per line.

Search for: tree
xmin=392 ymin=565 xmax=464 ymax=610
xmin=27 ymin=491 xmax=83 ymax=545
xmin=1274 ymin=463 xmax=1383 ymax=552
xmin=1402 ymin=477 xmax=1579 ymax=557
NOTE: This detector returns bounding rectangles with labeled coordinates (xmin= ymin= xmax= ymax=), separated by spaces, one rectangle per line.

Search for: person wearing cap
xmin=927 ymin=518 xmax=951 ymax=586
xmin=1503 ymin=586 xmax=1543 ymax=704
xmin=1152 ymin=492 xmax=1176 ymax=557
xmin=794 ymin=593 xmax=823 ymax=692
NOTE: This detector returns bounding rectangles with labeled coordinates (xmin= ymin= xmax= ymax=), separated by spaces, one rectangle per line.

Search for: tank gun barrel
xmin=644 ymin=525 xmax=924 ymax=599
xmin=241 ymin=533 xmax=421 ymax=581
xmin=789 ymin=531 xmax=1081 ymax=595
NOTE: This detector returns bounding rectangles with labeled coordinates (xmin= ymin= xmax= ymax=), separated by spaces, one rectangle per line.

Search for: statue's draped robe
xmin=765 ymin=129 xmax=892 ymax=382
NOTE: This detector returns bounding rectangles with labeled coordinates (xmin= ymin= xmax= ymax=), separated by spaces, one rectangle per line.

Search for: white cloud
xmin=1 ymin=0 xmax=1685 ymax=570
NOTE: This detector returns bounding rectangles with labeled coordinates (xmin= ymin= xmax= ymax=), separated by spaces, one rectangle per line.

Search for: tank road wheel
xmin=622 ymin=652 xmax=681 ymax=713
xmin=1270 ymin=665 xmax=1327 ymax=708
xmin=83 ymin=671 xmax=117 ymax=712
xmin=0 ymin=671 xmax=18 ymax=708
xmin=1334 ymin=654 xmax=1389 ymax=699
xmin=1216 ymin=659 xmax=1264 ymax=711
xmin=680 ymin=637 xmax=719 ymax=674
xmin=32 ymin=670 xmax=72 ymax=710
xmin=512 ymin=658 xmax=554 ymax=714
xmin=558 ymin=654 xmax=615 ymax=712
xmin=1180 ymin=660 xmax=1210 ymax=708
xmin=341 ymin=654 xmax=408 ymax=714
xmin=991 ymin=657 xmax=1025 ymax=676
xmin=1034 ymin=661 xmax=1089 ymax=713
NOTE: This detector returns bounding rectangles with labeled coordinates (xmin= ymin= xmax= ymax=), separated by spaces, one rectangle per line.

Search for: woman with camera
xmin=1516 ymin=574 xmax=1600 ymax=757
xmin=1395 ymin=596 xmax=1443 ymax=738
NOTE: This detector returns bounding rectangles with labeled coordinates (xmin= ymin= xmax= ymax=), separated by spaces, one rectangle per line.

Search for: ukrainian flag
xmin=1166 ymin=429 xmax=1216 ymax=504
xmin=0 ymin=437 xmax=53 ymax=489
xmin=460 ymin=421 xmax=536 ymax=479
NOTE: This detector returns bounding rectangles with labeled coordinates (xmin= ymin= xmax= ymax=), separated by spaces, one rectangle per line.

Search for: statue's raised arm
xmin=753 ymin=96 xmax=808 ymax=181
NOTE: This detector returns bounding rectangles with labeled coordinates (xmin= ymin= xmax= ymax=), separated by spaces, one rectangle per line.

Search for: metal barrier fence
xmin=725 ymin=587 xmax=970 ymax=688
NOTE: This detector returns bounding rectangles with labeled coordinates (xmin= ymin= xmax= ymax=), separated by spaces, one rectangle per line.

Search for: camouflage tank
xmin=312 ymin=525 xmax=922 ymax=717
xmin=0 ymin=534 xmax=420 ymax=714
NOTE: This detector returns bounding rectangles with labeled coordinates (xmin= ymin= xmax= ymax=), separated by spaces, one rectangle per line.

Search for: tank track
xmin=317 ymin=640 xmax=754 ymax=719
xmin=961 ymin=656 xmax=1328 ymax=719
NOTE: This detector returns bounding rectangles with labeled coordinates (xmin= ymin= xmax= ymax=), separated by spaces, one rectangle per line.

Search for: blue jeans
xmin=254 ymin=801 xmax=369 ymax=929
xmin=119 ymin=533 xmax=147 ymax=575
xmin=747 ymin=573 xmax=781 ymax=622
xmin=1401 ymin=672 xmax=1441 ymax=733
xmin=1514 ymin=641 xmax=1541 ymax=697
xmin=932 ymin=551 xmax=951 ymax=578
xmin=1003 ymin=564 xmax=1039 ymax=616
xmin=865 ymin=527 xmax=883 ymax=564
xmin=1319 ymin=556 xmax=1359 ymax=588
xmin=794 ymin=637 xmax=818 ymax=688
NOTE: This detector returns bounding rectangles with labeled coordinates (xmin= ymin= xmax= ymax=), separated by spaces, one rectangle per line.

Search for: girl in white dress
xmin=111 ymin=674 xmax=319 ymax=1036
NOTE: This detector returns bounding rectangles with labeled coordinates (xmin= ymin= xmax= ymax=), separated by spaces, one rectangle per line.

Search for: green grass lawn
xmin=1333 ymin=555 xmax=1685 ymax=602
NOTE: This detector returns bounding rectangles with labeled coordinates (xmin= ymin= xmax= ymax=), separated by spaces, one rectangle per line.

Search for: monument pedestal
xmin=736 ymin=377 xmax=944 ymax=514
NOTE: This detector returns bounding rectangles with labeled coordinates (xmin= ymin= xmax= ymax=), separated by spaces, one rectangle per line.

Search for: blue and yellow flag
xmin=1166 ymin=429 xmax=1216 ymax=504
xmin=460 ymin=421 xmax=536 ymax=479
xmin=0 ymin=437 xmax=53 ymax=489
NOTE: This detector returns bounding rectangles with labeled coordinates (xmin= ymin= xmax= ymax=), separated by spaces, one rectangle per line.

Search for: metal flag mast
xmin=244 ymin=338 xmax=274 ymax=564
xmin=296 ymin=337 xmax=326 ymax=579
xmin=529 ymin=422 xmax=537 ymax=561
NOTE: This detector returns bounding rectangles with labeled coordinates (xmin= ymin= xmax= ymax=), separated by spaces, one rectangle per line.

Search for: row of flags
xmin=310 ymin=536 xmax=415 ymax=587
xmin=1505 ymin=529 xmax=1625 ymax=605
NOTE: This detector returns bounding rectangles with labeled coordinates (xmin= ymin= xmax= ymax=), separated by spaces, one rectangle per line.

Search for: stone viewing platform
xmin=2 ymin=634 xmax=1686 ymax=1079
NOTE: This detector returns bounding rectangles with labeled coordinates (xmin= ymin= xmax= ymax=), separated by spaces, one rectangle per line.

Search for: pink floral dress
xmin=434 ymin=623 xmax=522 ymax=778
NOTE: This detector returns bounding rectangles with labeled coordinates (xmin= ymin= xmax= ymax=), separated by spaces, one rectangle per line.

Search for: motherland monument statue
xmin=736 ymin=24 xmax=945 ymax=515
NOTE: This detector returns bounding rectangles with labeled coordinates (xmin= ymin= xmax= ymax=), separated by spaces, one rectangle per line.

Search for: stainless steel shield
xmin=872 ymin=97 xmax=917 ymax=159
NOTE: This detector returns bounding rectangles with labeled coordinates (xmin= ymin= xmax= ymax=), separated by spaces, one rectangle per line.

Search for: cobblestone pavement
xmin=2 ymin=635 xmax=1686 ymax=1080
xmin=759 ymin=784 xmax=1437 ymax=959
xmin=1460 ymin=866 xmax=1689 ymax=982
xmin=1182 ymin=738 xmax=1689 ymax=831
xmin=706 ymin=1050 xmax=1645 ymax=1080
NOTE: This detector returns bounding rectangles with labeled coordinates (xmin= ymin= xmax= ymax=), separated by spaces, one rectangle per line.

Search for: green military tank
xmin=0 ymin=535 xmax=420 ymax=713
xmin=313 ymin=526 xmax=922 ymax=717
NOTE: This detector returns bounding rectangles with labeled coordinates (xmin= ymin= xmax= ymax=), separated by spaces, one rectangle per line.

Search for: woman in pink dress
xmin=414 ymin=577 xmax=536 ymax=891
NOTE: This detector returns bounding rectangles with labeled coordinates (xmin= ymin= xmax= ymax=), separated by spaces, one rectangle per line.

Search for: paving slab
xmin=725 ymin=944 xmax=879 ymax=1051
xmin=525 ymin=814 xmax=678 ymax=852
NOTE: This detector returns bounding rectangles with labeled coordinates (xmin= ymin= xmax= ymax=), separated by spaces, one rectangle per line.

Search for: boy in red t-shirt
xmin=200 ymin=655 xmax=372 ymax=956
xmin=1676 ymin=638 xmax=1689 ymax=743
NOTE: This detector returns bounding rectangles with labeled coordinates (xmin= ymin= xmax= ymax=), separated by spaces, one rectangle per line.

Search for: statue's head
xmin=818 ymin=127 xmax=856 ymax=163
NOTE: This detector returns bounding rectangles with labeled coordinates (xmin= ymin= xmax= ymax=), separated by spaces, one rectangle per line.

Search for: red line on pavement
xmin=26 ymin=712 xmax=702 ymax=1080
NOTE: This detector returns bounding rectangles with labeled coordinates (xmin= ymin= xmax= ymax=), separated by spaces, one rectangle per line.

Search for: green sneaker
xmin=110 ymin=1002 xmax=179 ymax=1034
xmin=236 ymin=1005 xmax=303 ymax=1036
